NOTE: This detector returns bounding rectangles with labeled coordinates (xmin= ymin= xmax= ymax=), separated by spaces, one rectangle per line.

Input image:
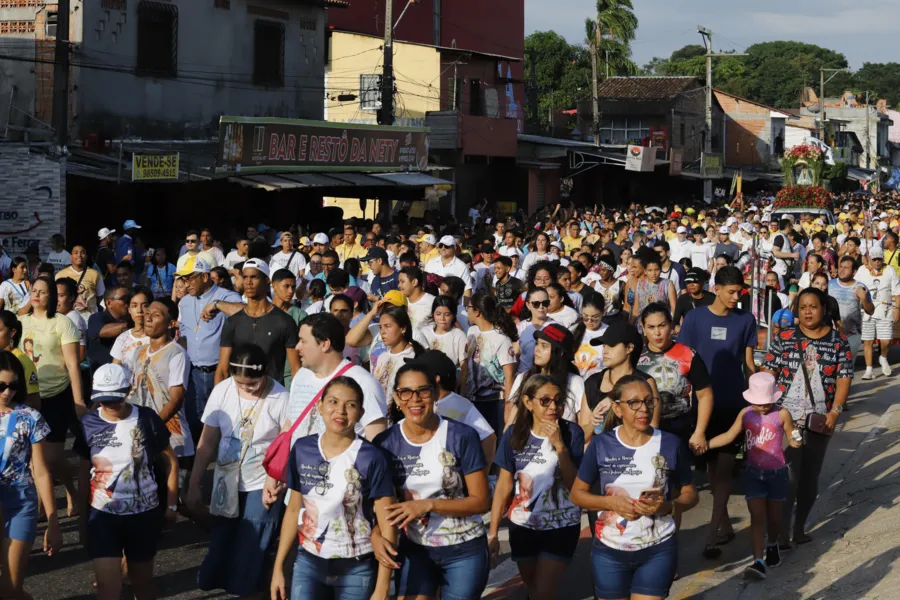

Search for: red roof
xmin=596 ymin=77 xmax=702 ymax=100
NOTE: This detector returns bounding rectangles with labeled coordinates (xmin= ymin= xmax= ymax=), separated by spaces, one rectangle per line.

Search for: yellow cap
xmin=383 ymin=290 xmax=407 ymax=307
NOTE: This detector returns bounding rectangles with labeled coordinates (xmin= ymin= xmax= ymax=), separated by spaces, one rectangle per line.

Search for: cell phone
xmin=639 ymin=488 xmax=662 ymax=502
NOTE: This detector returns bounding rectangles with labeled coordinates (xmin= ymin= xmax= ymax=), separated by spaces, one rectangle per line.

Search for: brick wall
xmin=0 ymin=145 xmax=64 ymax=259
xmin=715 ymin=92 xmax=772 ymax=166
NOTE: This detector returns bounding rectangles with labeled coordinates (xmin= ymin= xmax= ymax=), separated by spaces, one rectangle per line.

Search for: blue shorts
xmin=86 ymin=507 xmax=161 ymax=561
xmin=291 ymin=548 xmax=376 ymax=600
xmin=744 ymin=465 xmax=789 ymax=502
xmin=396 ymin=535 xmax=490 ymax=600
xmin=0 ymin=484 xmax=38 ymax=543
xmin=591 ymin=535 xmax=677 ymax=599
xmin=197 ymin=490 xmax=283 ymax=597
xmin=508 ymin=523 xmax=580 ymax=563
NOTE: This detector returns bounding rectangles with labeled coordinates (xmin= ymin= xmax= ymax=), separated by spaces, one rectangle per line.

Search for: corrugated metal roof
xmin=596 ymin=76 xmax=702 ymax=100
xmin=371 ymin=172 xmax=452 ymax=186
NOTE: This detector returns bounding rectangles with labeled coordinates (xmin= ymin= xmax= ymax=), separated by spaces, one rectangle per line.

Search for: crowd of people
xmin=0 ymin=189 xmax=895 ymax=600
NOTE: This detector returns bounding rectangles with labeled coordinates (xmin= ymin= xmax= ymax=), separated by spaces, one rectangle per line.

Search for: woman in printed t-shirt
xmin=571 ymin=375 xmax=698 ymax=600
xmin=0 ymin=311 xmax=41 ymax=408
xmin=0 ymin=350 xmax=59 ymax=599
xmin=271 ymin=377 xmax=397 ymax=600
xmin=110 ymin=288 xmax=151 ymax=373
xmin=0 ymin=257 xmax=31 ymax=314
xmin=515 ymin=287 xmax=555 ymax=375
xmin=189 ymin=345 xmax=290 ymax=598
xmin=489 ymin=374 xmax=584 ymax=600
xmin=370 ymin=303 xmax=424 ymax=422
xmin=419 ymin=296 xmax=468 ymax=390
xmin=373 ymin=364 xmax=491 ymax=600
xmin=76 ymin=363 xmax=178 ymax=600
xmin=573 ymin=297 xmax=608 ymax=380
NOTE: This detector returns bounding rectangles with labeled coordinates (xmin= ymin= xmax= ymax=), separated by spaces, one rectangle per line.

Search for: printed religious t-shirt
xmin=375 ymin=417 xmax=486 ymax=547
xmin=637 ymin=342 xmax=711 ymax=421
xmin=420 ymin=327 xmax=468 ymax=367
xmin=577 ymin=427 xmax=693 ymax=551
xmin=76 ymin=405 xmax=171 ymax=515
xmin=494 ymin=420 xmax=584 ymax=530
xmin=0 ymin=404 xmax=49 ymax=489
xmin=286 ymin=435 xmax=394 ymax=559
xmin=19 ymin=313 xmax=80 ymax=398
xmin=466 ymin=327 xmax=517 ymax=399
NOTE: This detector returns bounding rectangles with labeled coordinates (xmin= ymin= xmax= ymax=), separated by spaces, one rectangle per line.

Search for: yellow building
xmin=324 ymin=31 xmax=441 ymax=219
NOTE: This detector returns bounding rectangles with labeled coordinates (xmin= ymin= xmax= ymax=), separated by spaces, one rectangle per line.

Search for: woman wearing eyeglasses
xmin=189 ymin=344 xmax=290 ymax=598
xmin=373 ymin=363 xmax=491 ymax=600
xmin=271 ymin=376 xmax=397 ymax=600
xmin=571 ymin=375 xmax=699 ymax=600
xmin=489 ymin=374 xmax=584 ymax=600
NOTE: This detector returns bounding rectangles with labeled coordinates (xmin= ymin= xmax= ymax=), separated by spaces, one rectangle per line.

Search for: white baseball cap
xmin=420 ymin=234 xmax=437 ymax=246
xmin=550 ymin=241 xmax=564 ymax=251
xmin=312 ymin=233 xmax=329 ymax=245
xmin=870 ymin=245 xmax=885 ymax=259
xmin=91 ymin=363 xmax=131 ymax=404
xmin=97 ymin=227 xmax=116 ymax=240
xmin=242 ymin=258 xmax=271 ymax=278
xmin=879 ymin=222 xmax=889 ymax=231
xmin=501 ymin=246 xmax=524 ymax=259
xmin=438 ymin=235 xmax=457 ymax=247
xmin=726 ymin=216 xmax=738 ymax=226
xmin=676 ymin=226 xmax=687 ymax=234
xmin=718 ymin=226 xmax=729 ymax=234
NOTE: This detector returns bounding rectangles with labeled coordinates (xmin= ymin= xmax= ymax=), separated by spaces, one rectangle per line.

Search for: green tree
xmin=524 ymin=31 xmax=592 ymax=126
xmin=854 ymin=62 xmax=900 ymax=107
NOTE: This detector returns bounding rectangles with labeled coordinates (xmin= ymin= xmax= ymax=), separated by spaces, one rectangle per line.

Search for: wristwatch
xmin=167 ymin=504 xmax=178 ymax=512
xmin=831 ymin=405 xmax=844 ymax=415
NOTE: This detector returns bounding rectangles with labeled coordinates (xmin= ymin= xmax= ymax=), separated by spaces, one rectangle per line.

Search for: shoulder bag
xmin=800 ymin=354 xmax=831 ymax=436
xmin=263 ymin=362 xmax=355 ymax=482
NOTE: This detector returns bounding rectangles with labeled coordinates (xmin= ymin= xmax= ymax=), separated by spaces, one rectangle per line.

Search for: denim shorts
xmin=291 ymin=548 xmax=376 ymax=600
xmin=86 ymin=507 xmax=161 ymax=561
xmin=508 ymin=523 xmax=581 ymax=563
xmin=0 ymin=484 xmax=38 ymax=543
xmin=396 ymin=535 xmax=490 ymax=600
xmin=591 ymin=535 xmax=677 ymax=599
xmin=197 ymin=490 xmax=284 ymax=597
xmin=744 ymin=465 xmax=789 ymax=502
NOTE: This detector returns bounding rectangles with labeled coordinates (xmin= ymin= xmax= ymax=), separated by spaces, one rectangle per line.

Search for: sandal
xmin=778 ymin=543 xmax=793 ymax=552
xmin=702 ymin=544 xmax=722 ymax=559
xmin=717 ymin=531 xmax=736 ymax=545
xmin=794 ymin=533 xmax=813 ymax=545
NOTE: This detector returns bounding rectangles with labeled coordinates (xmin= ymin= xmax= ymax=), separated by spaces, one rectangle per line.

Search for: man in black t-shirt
xmin=360 ymin=247 xmax=398 ymax=300
xmin=488 ymin=256 xmax=524 ymax=311
xmin=95 ymin=227 xmax=118 ymax=289
xmin=215 ymin=259 xmax=300 ymax=386
xmin=673 ymin=268 xmax=716 ymax=331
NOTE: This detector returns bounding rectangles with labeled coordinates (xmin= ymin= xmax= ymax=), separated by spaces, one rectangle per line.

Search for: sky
xmin=524 ymin=0 xmax=895 ymax=69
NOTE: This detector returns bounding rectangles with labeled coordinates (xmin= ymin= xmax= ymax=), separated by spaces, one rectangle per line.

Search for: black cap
xmin=405 ymin=350 xmax=456 ymax=388
xmin=533 ymin=323 xmax=575 ymax=355
xmin=684 ymin=267 xmax=707 ymax=285
xmin=590 ymin=320 xmax=643 ymax=355
xmin=360 ymin=247 xmax=388 ymax=262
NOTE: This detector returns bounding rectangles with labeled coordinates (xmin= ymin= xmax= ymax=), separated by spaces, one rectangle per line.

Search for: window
xmin=136 ymin=1 xmax=177 ymax=78
xmin=45 ymin=11 xmax=57 ymax=38
xmin=469 ymin=78 xmax=484 ymax=116
xmin=360 ymin=74 xmax=381 ymax=111
xmin=598 ymin=118 xmax=649 ymax=145
xmin=253 ymin=20 xmax=284 ymax=87
xmin=680 ymin=122 xmax=685 ymax=146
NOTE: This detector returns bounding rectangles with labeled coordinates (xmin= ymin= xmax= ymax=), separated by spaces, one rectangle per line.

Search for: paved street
xmin=25 ymin=359 xmax=900 ymax=600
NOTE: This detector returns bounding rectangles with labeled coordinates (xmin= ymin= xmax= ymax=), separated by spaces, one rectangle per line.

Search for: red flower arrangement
xmin=784 ymin=144 xmax=824 ymax=162
xmin=773 ymin=186 xmax=832 ymax=209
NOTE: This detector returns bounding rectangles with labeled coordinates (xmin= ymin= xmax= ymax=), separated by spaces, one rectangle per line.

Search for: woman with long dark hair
xmin=371 ymin=303 xmax=424 ymax=422
xmin=516 ymin=287 xmax=554 ymax=375
xmin=521 ymin=232 xmax=559 ymax=274
xmin=420 ymin=296 xmax=468 ymax=389
xmin=489 ymin=374 xmax=584 ymax=600
xmin=573 ymin=297 xmax=608 ymax=380
xmin=466 ymin=291 xmax=519 ymax=438
xmin=510 ymin=260 xmax=557 ymax=319
xmin=546 ymin=282 xmax=579 ymax=332
xmin=761 ymin=286 xmax=852 ymax=548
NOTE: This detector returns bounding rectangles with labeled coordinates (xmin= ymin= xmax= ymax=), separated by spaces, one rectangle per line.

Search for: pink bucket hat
xmin=743 ymin=372 xmax=783 ymax=405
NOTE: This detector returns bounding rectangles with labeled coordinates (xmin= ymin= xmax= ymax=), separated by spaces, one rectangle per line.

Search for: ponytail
xmin=469 ymin=291 xmax=519 ymax=342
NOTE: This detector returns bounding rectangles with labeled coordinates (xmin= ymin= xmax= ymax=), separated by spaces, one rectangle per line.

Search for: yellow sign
xmin=132 ymin=153 xmax=179 ymax=181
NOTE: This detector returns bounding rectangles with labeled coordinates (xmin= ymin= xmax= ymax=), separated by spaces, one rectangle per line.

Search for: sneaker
xmin=745 ymin=559 xmax=767 ymax=580
xmin=881 ymin=356 xmax=892 ymax=377
xmin=862 ymin=368 xmax=876 ymax=380
xmin=765 ymin=544 xmax=781 ymax=568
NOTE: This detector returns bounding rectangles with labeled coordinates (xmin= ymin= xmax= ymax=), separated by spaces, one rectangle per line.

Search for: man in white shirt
xmin=855 ymin=245 xmax=900 ymax=380
xmin=223 ymin=237 xmax=249 ymax=277
xmin=668 ymin=226 xmax=691 ymax=264
xmin=425 ymin=235 xmax=473 ymax=298
xmin=398 ymin=266 xmax=436 ymax=329
xmin=200 ymin=229 xmax=226 ymax=266
xmin=269 ymin=231 xmax=307 ymax=278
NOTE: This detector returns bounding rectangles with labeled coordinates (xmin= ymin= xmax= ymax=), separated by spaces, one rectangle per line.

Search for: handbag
xmin=211 ymin=388 xmax=264 ymax=518
xmin=800 ymin=358 xmax=832 ymax=436
xmin=263 ymin=362 xmax=355 ymax=482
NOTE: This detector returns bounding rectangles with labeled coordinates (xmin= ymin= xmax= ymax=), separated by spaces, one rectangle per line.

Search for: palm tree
xmin=585 ymin=0 xmax=639 ymax=78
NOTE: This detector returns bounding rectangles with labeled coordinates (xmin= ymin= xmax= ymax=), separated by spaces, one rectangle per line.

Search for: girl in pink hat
xmin=704 ymin=372 xmax=801 ymax=581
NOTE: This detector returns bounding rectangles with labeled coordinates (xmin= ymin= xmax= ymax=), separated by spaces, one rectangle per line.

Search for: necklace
xmin=246 ymin=304 xmax=274 ymax=329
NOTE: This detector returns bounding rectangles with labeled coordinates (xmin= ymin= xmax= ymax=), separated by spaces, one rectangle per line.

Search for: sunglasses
xmin=535 ymin=396 xmax=565 ymax=408
xmin=185 ymin=238 xmax=198 ymax=243
xmin=438 ymin=244 xmax=452 ymax=249
xmin=0 ymin=381 xmax=17 ymax=393
xmin=530 ymin=300 xmax=550 ymax=308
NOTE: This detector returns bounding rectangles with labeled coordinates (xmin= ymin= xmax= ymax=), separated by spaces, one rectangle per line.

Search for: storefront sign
xmin=625 ymin=145 xmax=656 ymax=172
xmin=217 ymin=117 xmax=429 ymax=173
xmin=649 ymin=126 xmax=668 ymax=153
xmin=132 ymin=154 xmax=179 ymax=181
xmin=701 ymin=152 xmax=724 ymax=179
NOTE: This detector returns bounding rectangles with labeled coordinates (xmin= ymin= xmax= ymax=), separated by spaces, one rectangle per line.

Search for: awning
xmin=229 ymin=171 xmax=452 ymax=191
xmin=848 ymin=167 xmax=879 ymax=183
xmin=369 ymin=172 xmax=452 ymax=186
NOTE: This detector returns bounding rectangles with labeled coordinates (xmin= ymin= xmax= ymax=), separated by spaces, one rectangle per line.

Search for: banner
xmin=218 ymin=117 xmax=429 ymax=173
xmin=885 ymin=167 xmax=900 ymax=191
xmin=625 ymin=145 xmax=656 ymax=172
xmin=669 ymin=148 xmax=683 ymax=176
xmin=132 ymin=154 xmax=179 ymax=181
xmin=701 ymin=153 xmax=724 ymax=179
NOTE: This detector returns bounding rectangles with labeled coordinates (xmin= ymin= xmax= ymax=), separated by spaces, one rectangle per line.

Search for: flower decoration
xmin=773 ymin=186 xmax=832 ymax=209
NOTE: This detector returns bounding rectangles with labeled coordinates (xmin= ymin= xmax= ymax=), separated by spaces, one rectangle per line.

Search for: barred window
xmin=136 ymin=1 xmax=177 ymax=78
xmin=253 ymin=20 xmax=285 ymax=87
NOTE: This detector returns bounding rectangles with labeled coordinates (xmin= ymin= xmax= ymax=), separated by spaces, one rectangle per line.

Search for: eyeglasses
xmin=530 ymin=300 xmax=550 ymax=308
xmin=395 ymin=385 xmax=434 ymax=402
xmin=616 ymin=398 xmax=657 ymax=411
xmin=185 ymin=238 xmax=198 ymax=244
xmin=535 ymin=396 xmax=565 ymax=408
xmin=0 ymin=381 xmax=17 ymax=393
xmin=583 ymin=314 xmax=602 ymax=323
xmin=438 ymin=244 xmax=452 ymax=249
xmin=110 ymin=295 xmax=129 ymax=302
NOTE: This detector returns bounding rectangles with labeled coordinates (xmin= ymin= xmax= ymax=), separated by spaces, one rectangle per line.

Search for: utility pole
xmin=698 ymin=26 xmax=746 ymax=203
xmin=378 ymin=0 xmax=394 ymax=126
xmin=51 ymin=0 xmax=71 ymax=148
xmin=819 ymin=67 xmax=850 ymax=144
xmin=591 ymin=21 xmax=599 ymax=147
xmin=526 ymin=48 xmax=538 ymax=131
xmin=865 ymin=90 xmax=871 ymax=169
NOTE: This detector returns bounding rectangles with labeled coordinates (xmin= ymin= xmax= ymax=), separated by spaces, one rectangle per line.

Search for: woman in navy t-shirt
xmin=489 ymin=373 xmax=584 ymax=599
xmin=571 ymin=374 xmax=698 ymax=600
xmin=373 ymin=363 xmax=491 ymax=600
xmin=271 ymin=376 xmax=396 ymax=600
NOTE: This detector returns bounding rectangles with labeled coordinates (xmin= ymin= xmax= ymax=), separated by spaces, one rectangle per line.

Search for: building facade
xmin=714 ymin=89 xmax=789 ymax=168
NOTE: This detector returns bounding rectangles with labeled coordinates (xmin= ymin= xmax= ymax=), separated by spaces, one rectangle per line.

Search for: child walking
xmin=705 ymin=372 xmax=801 ymax=580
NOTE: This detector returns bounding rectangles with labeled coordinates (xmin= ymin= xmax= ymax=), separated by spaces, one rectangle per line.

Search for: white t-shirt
xmin=64 ymin=310 xmax=87 ymax=347
xmin=689 ymin=243 xmax=714 ymax=271
xmin=508 ymin=372 xmax=585 ymax=423
xmin=419 ymin=327 xmax=468 ymax=366
xmin=407 ymin=292 xmax=435 ymax=330
xmin=201 ymin=378 xmax=290 ymax=491
xmin=521 ymin=251 xmax=559 ymax=275
xmin=45 ymin=250 xmax=72 ymax=274
xmin=0 ymin=280 xmax=29 ymax=314
xmin=548 ymin=305 xmax=580 ymax=332
xmin=575 ymin=326 xmax=607 ymax=379
xmin=269 ymin=251 xmax=307 ymax=278
xmin=424 ymin=256 xmax=473 ymax=291
xmin=287 ymin=360 xmax=387 ymax=442
xmin=223 ymin=250 xmax=246 ymax=271
xmin=111 ymin=329 xmax=150 ymax=373
xmin=435 ymin=392 xmax=494 ymax=441
xmin=372 ymin=345 xmax=417 ymax=400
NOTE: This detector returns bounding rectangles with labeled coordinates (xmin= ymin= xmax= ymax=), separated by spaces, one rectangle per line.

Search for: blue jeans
xmin=291 ymin=548 xmax=376 ymax=600
xmin=395 ymin=536 xmax=490 ymax=600
xmin=186 ymin=367 xmax=215 ymax=443
xmin=591 ymin=535 xmax=677 ymax=599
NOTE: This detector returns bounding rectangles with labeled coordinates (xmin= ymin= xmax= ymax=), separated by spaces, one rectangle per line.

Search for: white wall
xmin=0 ymin=145 xmax=63 ymax=258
